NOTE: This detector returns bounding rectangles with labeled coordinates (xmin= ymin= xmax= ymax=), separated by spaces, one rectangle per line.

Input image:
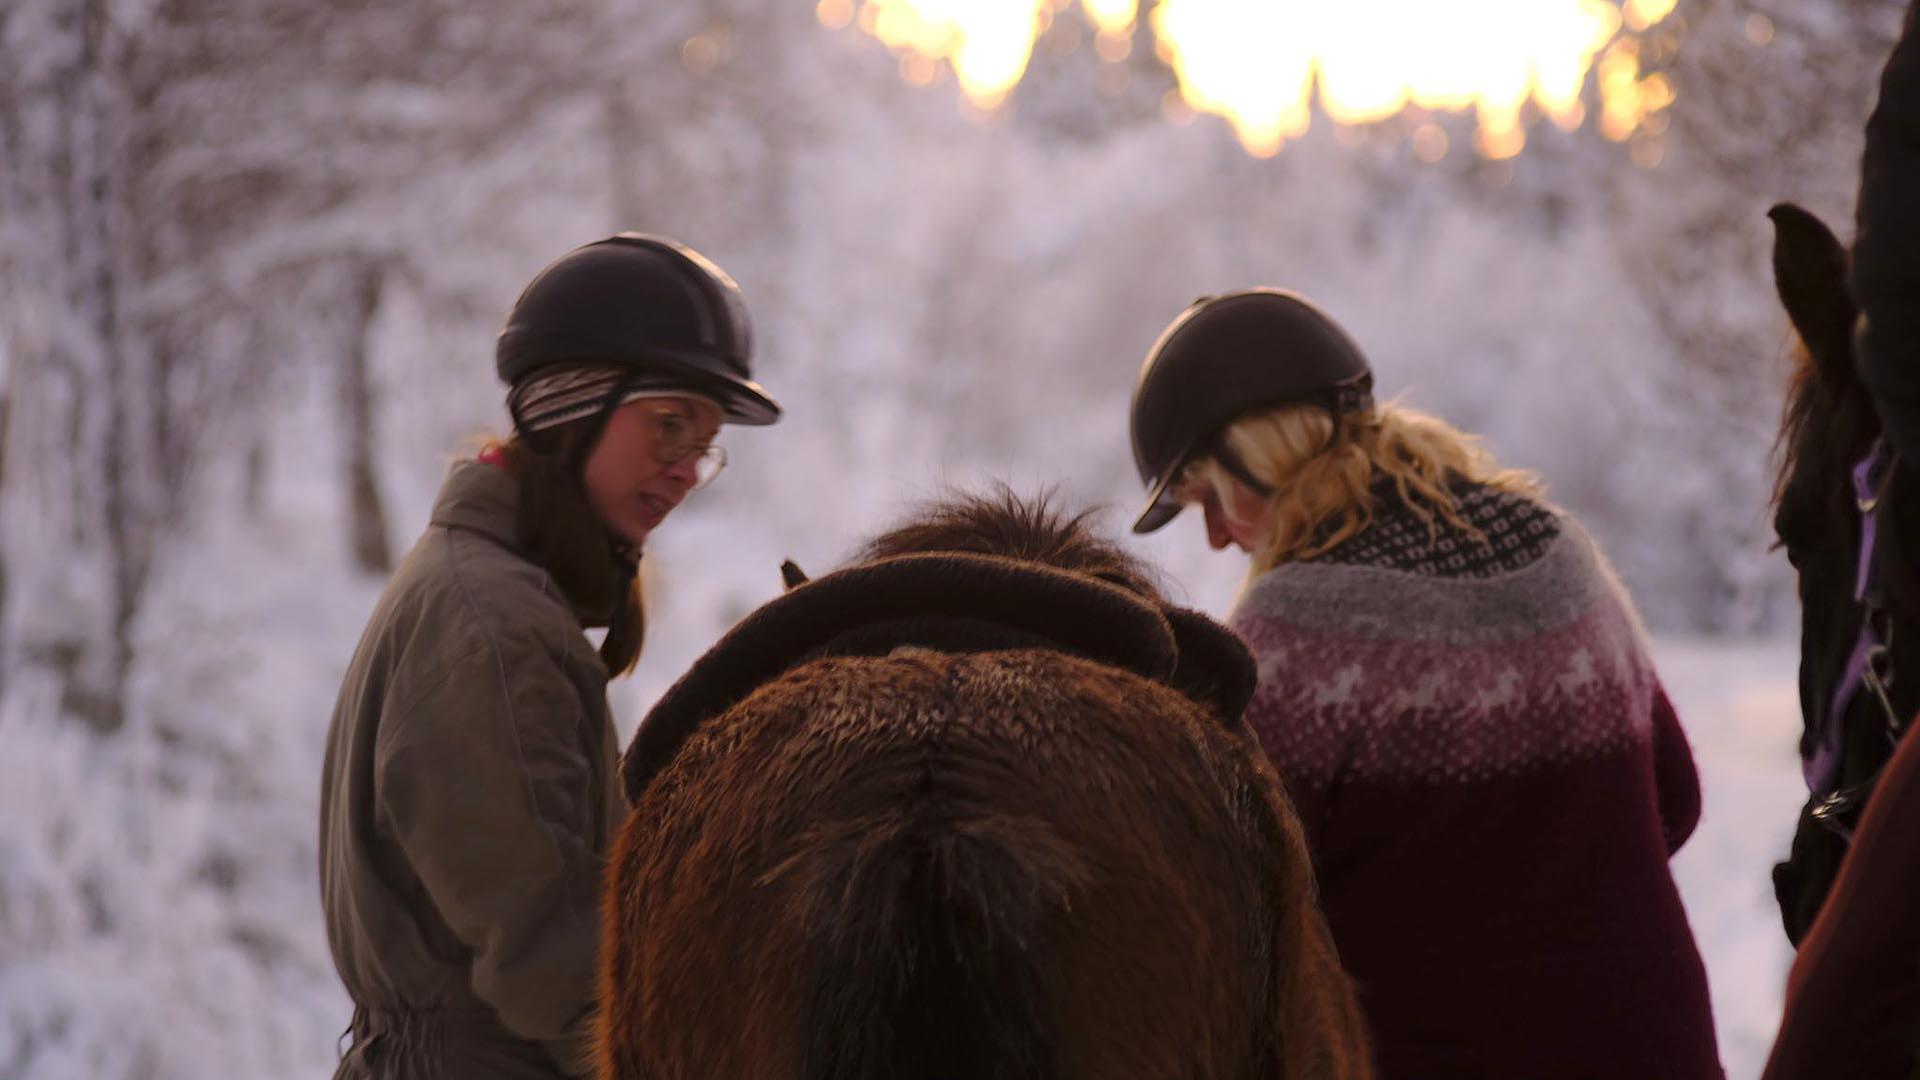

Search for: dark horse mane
xmin=597 ymin=489 xmax=1372 ymax=1080
xmin=855 ymin=486 xmax=1164 ymax=594
xmin=1768 ymin=203 xmax=1920 ymax=941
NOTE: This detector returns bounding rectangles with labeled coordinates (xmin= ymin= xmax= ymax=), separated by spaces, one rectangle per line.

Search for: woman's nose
xmin=1202 ymin=499 xmax=1233 ymax=550
xmin=661 ymin=452 xmax=700 ymax=490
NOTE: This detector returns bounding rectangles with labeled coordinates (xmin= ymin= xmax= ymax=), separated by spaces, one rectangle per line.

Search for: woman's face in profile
xmin=1201 ymin=490 xmax=1261 ymax=553
xmin=583 ymin=394 xmax=725 ymax=546
xmin=1185 ymin=471 xmax=1268 ymax=554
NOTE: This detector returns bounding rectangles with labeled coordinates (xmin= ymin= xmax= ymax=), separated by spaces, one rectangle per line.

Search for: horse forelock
xmin=854 ymin=487 xmax=1258 ymax=718
xmin=859 ymin=485 xmax=1166 ymax=603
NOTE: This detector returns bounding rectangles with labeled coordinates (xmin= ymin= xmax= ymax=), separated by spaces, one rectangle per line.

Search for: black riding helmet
xmin=1129 ymin=289 xmax=1374 ymax=534
xmin=496 ymin=233 xmax=782 ymax=425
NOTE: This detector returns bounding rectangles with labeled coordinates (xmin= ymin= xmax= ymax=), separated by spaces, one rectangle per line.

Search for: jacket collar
xmin=429 ymin=459 xmax=525 ymax=552
xmin=428 ymin=459 xmax=632 ymax=628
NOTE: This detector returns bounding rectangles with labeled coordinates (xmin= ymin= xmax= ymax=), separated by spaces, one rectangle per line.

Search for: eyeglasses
xmin=645 ymin=405 xmax=728 ymax=489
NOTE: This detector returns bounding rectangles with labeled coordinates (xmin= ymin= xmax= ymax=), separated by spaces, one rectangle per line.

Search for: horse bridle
xmin=1806 ymin=437 xmax=1907 ymax=838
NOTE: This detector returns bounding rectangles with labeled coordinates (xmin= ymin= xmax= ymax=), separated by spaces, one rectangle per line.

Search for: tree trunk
xmin=243 ymin=438 xmax=269 ymax=519
xmin=604 ymin=79 xmax=646 ymax=225
xmin=0 ymin=377 xmax=10 ymax=696
xmin=60 ymin=0 xmax=142 ymax=734
xmin=341 ymin=260 xmax=393 ymax=575
xmin=0 ymin=0 xmax=163 ymax=734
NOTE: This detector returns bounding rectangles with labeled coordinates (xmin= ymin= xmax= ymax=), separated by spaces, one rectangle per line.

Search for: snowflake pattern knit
xmin=1231 ymin=481 xmax=1723 ymax=1080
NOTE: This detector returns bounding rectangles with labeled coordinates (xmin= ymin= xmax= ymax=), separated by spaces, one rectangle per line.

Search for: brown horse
xmin=594 ymin=491 xmax=1372 ymax=1079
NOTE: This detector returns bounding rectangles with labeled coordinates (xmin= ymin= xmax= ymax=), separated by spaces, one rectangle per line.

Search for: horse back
xmin=597 ymin=647 xmax=1370 ymax=1080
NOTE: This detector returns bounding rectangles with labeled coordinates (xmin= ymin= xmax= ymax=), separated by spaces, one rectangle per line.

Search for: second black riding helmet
xmin=1129 ymin=289 xmax=1374 ymax=534
xmin=496 ymin=233 xmax=782 ymax=425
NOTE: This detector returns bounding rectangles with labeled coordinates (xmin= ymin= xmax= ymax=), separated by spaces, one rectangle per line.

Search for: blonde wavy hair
xmin=1181 ymin=399 xmax=1544 ymax=575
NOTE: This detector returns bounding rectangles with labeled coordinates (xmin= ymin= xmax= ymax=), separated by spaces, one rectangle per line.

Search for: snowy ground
xmin=1658 ymin=637 xmax=1805 ymax=1080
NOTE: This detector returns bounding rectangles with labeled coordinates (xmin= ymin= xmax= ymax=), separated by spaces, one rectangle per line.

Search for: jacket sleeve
xmin=1854 ymin=0 xmax=1920 ymax=459
xmin=1649 ymin=684 xmax=1702 ymax=856
xmin=376 ymin=640 xmax=608 ymax=1077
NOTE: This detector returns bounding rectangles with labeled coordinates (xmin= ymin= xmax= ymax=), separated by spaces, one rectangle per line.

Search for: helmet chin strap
xmin=1320 ymin=374 xmax=1375 ymax=417
xmin=564 ymin=370 xmax=639 ymax=479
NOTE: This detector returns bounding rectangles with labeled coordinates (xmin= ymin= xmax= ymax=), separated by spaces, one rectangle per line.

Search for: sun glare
xmin=859 ymin=0 xmax=1048 ymax=108
xmin=1081 ymin=0 xmax=1139 ymax=34
xmin=821 ymin=0 xmax=1682 ymax=160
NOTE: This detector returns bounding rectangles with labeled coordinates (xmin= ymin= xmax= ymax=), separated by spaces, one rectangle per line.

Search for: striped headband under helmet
xmin=507 ymin=365 xmax=722 ymax=436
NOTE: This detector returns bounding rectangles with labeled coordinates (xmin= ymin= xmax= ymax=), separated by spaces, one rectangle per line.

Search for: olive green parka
xmin=320 ymin=459 xmax=628 ymax=1078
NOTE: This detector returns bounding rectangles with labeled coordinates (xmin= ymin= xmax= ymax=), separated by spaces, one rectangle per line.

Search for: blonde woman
xmin=1128 ymin=290 xmax=1722 ymax=1079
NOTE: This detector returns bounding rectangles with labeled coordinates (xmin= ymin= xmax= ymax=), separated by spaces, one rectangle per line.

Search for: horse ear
xmin=779 ymin=559 xmax=809 ymax=591
xmin=1769 ymin=202 xmax=1858 ymax=388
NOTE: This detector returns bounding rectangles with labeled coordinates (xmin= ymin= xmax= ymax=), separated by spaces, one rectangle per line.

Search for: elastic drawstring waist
xmin=336 ymin=1002 xmax=500 ymax=1079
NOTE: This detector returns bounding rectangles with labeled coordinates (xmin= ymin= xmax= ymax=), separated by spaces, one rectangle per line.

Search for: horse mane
xmin=856 ymin=487 xmax=1255 ymax=715
xmin=858 ymin=484 xmax=1165 ymax=600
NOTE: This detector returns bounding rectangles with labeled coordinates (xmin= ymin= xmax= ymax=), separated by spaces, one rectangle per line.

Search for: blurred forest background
xmin=0 ymin=0 xmax=1905 ymax=1075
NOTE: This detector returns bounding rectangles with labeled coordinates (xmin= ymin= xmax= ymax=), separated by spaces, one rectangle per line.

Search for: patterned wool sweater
xmin=1231 ymin=482 xmax=1723 ymax=1080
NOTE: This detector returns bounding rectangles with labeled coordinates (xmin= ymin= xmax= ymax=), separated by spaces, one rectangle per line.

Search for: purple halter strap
xmin=1805 ymin=438 xmax=1897 ymax=794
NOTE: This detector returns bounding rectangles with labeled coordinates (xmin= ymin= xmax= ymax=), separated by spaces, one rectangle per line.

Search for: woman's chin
xmin=612 ymin=517 xmax=657 ymax=548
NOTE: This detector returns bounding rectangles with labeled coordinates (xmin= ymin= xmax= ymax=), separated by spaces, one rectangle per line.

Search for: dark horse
xmin=593 ymin=491 xmax=1373 ymax=1079
xmin=1766 ymin=3 xmax=1920 ymax=944
xmin=1759 ymin=6 xmax=1920 ymax=1074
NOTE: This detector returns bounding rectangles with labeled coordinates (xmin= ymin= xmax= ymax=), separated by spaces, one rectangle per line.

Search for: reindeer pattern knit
xmin=1230 ymin=481 xmax=1724 ymax=1080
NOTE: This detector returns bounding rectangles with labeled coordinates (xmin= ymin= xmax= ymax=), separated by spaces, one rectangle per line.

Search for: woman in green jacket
xmin=319 ymin=234 xmax=783 ymax=1079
